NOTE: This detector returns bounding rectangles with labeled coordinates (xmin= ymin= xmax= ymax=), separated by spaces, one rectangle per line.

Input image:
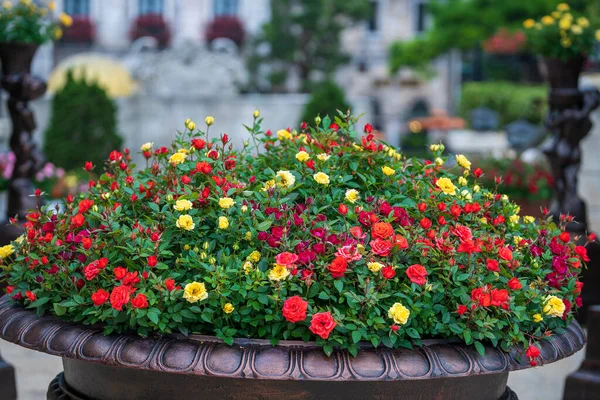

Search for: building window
xmin=139 ymin=0 xmax=163 ymax=15
xmin=64 ymin=0 xmax=90 ymax=16
xmin=415 ymin=1 xmax=428 ymax=33
xmin=367 ymin=0 xmax=379 ymax=32
xmin=214 ymin=0 xmax=238 ymax=16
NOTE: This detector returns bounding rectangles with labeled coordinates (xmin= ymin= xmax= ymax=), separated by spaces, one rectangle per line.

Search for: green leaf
xmin=333 ymin=280 xmax=344 ymax=293
xmin=148 ymin=311 xmax=159 ymax=324
xmin=256 ymin=220 xmax=273 ymax=231
xmin=53 ymin=303 xmax=67 ymax=316
xmin=474 ymin=341 xmax=485 ymax=357
xmin=351 ymin=330 xmax=362 ymax=343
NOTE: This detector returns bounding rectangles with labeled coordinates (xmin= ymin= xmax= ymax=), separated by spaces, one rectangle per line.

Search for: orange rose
xmin=372 ymin=222 xmax=394 ymax=239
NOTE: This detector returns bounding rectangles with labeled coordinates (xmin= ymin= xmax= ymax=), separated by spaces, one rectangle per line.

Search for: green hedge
xmin=460 ymin=82 xmax=547 ymax=127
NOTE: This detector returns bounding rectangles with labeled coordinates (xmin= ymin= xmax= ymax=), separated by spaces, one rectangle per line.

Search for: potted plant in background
xmin=130 ymin=13 xmax=171 ymax=48
xmin=0 ymin=113 xmax=587 ymax=399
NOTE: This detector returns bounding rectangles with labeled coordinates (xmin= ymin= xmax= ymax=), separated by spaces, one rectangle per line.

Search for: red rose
xmin=370 ymin=238 xmax=392 ymax=256
xmin=419 ymin=217 xmax=432 ymax=230
xmin=486 ymin=259 xmax=500 ymax=272
xmin=471 ymin=287 xmax=491 ymax=307
xmin=574 ymin=246 xmax=590 ymax=262
xmin=406 ymin=264 xmax=428 ymax=285
xmin=84 ymin=262 xmax=100 ymax=281
xmin=282 ymin=296 xmax=308 ymax=323
xmin=114 ymin=266 xmax=127 ymax=280
xmin=196 ymin=161 xmax=213 ymax=174
xmin=78 ymin=199 xmax=94 ymax=213
xmin=498 ymin=247 xmax=513 ymax=261
xmin=91 ymin=289 xmax=110 ymax=306
xmin=110 ymin=285 xmax=132 ymax=311
xmin=84 ymin=161 xmax=94 ymax=171
xmin=371 ymin=222 xmax=394 ymax=239
xmin=81 ymin=237 xmax=93 ymax=250
xmin=364 ymin=123 xmax=373 ymax=133
xmin=165 ymin=278 xmax=176 ymax=291
xmin=507 ymin=277 xmax=522 ymax=290
xmin=329 ymin=256 xmax=347 ymax=278
xmin=26 ymin=291 xmax=36 ymax=302
xmin=131 ymin=293 xmax=149 ymax=309
xmin=349 ymin=226 xmax=366 ymax=239
xmin=275 ymin=252 xmax=298 ymax=267
xmin=452 ymin=225 xmax=472 ymax=241
xmin=525 ymin=345 xmax=540 ymax=366
xmin=490 ymin=288 xmax=509 ymax=309
xmin=392 ymin=235 xmax=408 ymax=250
xmin=309 ymin=311 xmax=336 ymax=339
xmin=559 ymin=231 xmax=570 ymax=243
xmin=123 ymin=272 xmax=140 ymax=286
xmin=147 ymin=255 xmax=158 ymax=267
xmin=575 ymin=281 xmax=584 ymax=294
xmin=71 ymin=213 xmax=85 ymax=228
xmin=457 ymin=304 xmax=468 ymax=316
xmin=335 ymin=246 xmax=362 ymax=262
xmin=473 ymin=168 xmax=483 ymax=178
xmin=5 ymin=286 xmax=14 ymax=294
xmin=381 ymin=266 xmax=396 ymax=279
xmin=457 ymin=239 xmax=481 ymax=254
xmin=338 ymin=204 xmax=348 ymax=215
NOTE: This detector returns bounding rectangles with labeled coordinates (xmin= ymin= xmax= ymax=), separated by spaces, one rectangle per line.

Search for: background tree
xmin=248 ymin=0 xmax=369 ymax=92
xmin=44 ymin=71 xmax=122 ymax=171
xmin=300 ymin=80 xmax=350 ymax=125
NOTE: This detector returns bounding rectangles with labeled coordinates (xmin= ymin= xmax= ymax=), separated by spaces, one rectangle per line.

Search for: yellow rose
xmin=186 ymin=120 xmax=196 ymax=131
xmin=276 ymin=170 xmax=296 ymax=187
xmin=388 ymin=302 xmax=410 ymax=325
xmin=244 ymin=231 xmax=252 ymax=240
xmin=218 ymin=216 xmax=229 ymax=229
xmin=382 ymin=166 xmax=395 ymax=176
xmin=317 ymin=153 xmax=331 ymax=161
xmin=243 ymin=261 xmax=253 ymax=274
xmin=523 ymin=216 xmax=535 ymax=224
xmin=223 ymin=303 xmax=235 ymax=314
xmin=461 ymin=189 xmax=472 ymax=201
xmin=54 ymin=27 xmax=63 ymax=39
xmin=345 ymin=189 xmax=360 ymax=203
xmin=0 ymin=244 xmax=14 ymax=259
xmin=430 ymin=144 xmax=440 ymax=152
xmin=253 ymin=110 xmax=260 ymax=118
xmin=436 ymin=177 xmax=456 ymax=195
xmin=458 ymin=177 xmax=467 ymax=186
xmin=596 ymin=30 xmax=600 ymax=41
xmin=183 ymin=282 xmax=208 ymax=303
xmin=542 ymin=15 xmax=554 ymax=25
xmin=561 ymin=37 xmax=572 ymax=48
xmin=313 ymin=172 xmax=330 ymax=185
xmin=205 ymin=116 xmax=215 ymax=126
xmin=571 ymin=25 xmax=582 ymax=35
xmin=543 ymin=296 xmax=566 ymax=317
xmin=269 ymin=264 xmax=290 ymax=281
xmin=262 ymin=179 xmax=275 ymax=191
xmin=533 ymin=313 xmax=543 ymax=323
xmin=455 ymin=154 xmax=471 ymax=170
xmin=277 ymin=129 xmax=292 ymax=140
xmin=367 ymin=262 xmax=384 ymax=273
xmin=248 ymin=250 xmax=261 ymax=262
xmin=473 ymin=185 xmax=480 ymax=192
xmin=173 ymin=199 xmax=193 ymax=211
xmin=169 ymin=152 xmax=187 ymax=165
xmin=48 ymin=1 xmax=56 ymax=11
xmin=176 ymin=215 xmax=195 ymax=231
xmin=509 ymin=215 xmax=520 ymax=224
xmin=559 ymin=17 xmax=571 ymax=30
xmin=523 ymin=19 xmax=535 ymax=29
xmin=141 ymin=142 xmax=153 ymax=152
xmin=295 ymin=151 xmax=310 ymax=162
xmin=556 ymin=3 xmax=569 ymax=11
xmin=577 ymin=17 xmax=589 ymax=28
xmin=59 ymin=12 xmax=72 ymax=27
xmin=241 ymin=205 xmax=248 ymax=213
xmin=219 ymin=197 xmax=235 ymax=209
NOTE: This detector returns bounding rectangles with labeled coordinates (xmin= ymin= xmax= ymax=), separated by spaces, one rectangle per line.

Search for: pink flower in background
xmin=0 ymin=152 xmax=15 ymax=179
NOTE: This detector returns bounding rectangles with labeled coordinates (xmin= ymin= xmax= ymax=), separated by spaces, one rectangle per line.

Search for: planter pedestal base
xmin=0 ymin=355 xmax=17 ymax=400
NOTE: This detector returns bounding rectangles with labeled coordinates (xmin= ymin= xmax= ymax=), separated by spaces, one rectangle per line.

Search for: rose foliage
xmin=0 ymin=113 xmax=588 ymax=360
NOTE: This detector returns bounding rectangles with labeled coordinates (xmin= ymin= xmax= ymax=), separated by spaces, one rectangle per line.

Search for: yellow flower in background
xmin=382 ymin=166 xmax=395 ymax=176
xmin=436 ymin=177 xmax=456 ymax=195
xmin=556 ymin=3 xmax=569 ymax=12
xmin=241 ymin=205 xmax=248 ymax=213
xmin=218 ymin=216 xmax=229 ymax=229
xmin=541 ymin=15 xmax=554 ymax=25
xmin=223 ymin=303 xmax=235 ymax=314
xmin=248 ymin=250 xmax=261 ymax=262
xmin=243 ymin=261 xmax=253 ymax=274
xmin=219 ymin=197 xmax=235 ymax=209
xmin=173 ymin=199 xmax=193 ymax=211
xmin=543 ymin=296 xmax=566 ymax=317
xmin=176 ymin=215 xmax=195 ymax=231
xmin=388 ymin=302 xmax=410 ymax=325
xmin=141 ymin=142 xmax=153 ymax=152
xmin=523 ymin=216 xmax=535 ymax=224
xmin=59 ymin=12 xmax=72 ymax=27
xmin=54 ymin=27 xmax=63 ymax=39
xmin=577 ymin=17 xmax=589 ymax=28
xmin=473 ymin=185 xmax=480 ymax=192
xmin=596 ymin=30 xmax=600 ymax=41
xmin=48 ymin=1 xmax=56 ymax=11
xmin=509 ymin=215 xmax=520 ymax=224
xmin=561 ymin=37 xmax=572 ymax=48
xmin=533 ymin=313 xmax=543 ymax=323
xmin=205 ymin=116 xmax=215 ymax=126
xmin=461 ymin=189 xmax=472 ymax=201
xmin=559 ymin=17 xmax=572 ymax=30
xmin=269 ymin=264 xmax=290 ymax=281
xmin=277 ymin=129 xmax=292 ymax=140
xmin=295 ymin=151 xmax=310 ymax=162
xmin=0 ymin=244 xmax=14 ymax=259
xmin=367 ymin=262 xmax=384 ymax=273
xmin=435 ymin=157 xmax=444 ymax=166
xmin=458 ymin=177 xmax=467 ymax=186
xmin=169 ymin=152 xmax=187 ymax=165
xmin=276 ymin=170 xmax=295 ymax=187
xmin=523 ymin=19 xmax=535 ymax=29
xmin=317 ymin=153 xmax=331 ymax=161
xmin=313 ymin=172 xmax=330 ymax=185
xmin=185 ymin=119 xmax=196 ymax=131
xmin=430 ymin=144 xmax=441 ymax=152
xmin=345 ymin=189 xmax=360 ymax=203
xmin=183 ymin=282 xmax=208 ymax=303
xmin=3 ymin=1 xmax=12 ymax=9
xmin=262 ymin=179 xmax=275 ymax=191
xmin=253 ymin=110 xmax=260 ymax=118
xmin=455 ymin=154 xmax=471 ymax=170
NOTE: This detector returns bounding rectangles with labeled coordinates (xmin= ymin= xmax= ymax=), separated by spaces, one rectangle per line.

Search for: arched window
xmin=214 ymin=0 xmax=238 ymax=16
xmin=139 ymin=0 xmax=164 ymax=15
xmin=64 ymin=0 xmax=90 ymax=16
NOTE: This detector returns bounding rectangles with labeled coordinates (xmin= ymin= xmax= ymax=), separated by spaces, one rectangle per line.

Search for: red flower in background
xmin=507 ymin=277 xmax=522 ymax=290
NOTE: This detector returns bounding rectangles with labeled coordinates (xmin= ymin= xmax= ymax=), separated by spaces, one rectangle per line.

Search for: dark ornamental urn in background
xmin=0 ymin=42 xmax=47 ymax=247
xmin=541 ymin=56 xmax=600 ymax=323
xmin=0 ymin=296 xmax=587 ymax=400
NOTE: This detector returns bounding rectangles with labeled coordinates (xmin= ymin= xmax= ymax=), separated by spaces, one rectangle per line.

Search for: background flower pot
xmin=0 ymin=296 xmax=585 ymax=400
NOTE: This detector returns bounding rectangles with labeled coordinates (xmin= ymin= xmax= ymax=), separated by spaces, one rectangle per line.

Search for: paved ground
xmin=0 ymin=340 xmax=588 ymax=400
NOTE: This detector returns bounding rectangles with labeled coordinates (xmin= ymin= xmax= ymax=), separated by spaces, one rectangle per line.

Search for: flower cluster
xmin=0 ymin=112 xmax=587 ymax=361
xmin=523 ymin=3 xmax=599 ymax=59
xmin=0 ymin=0 xmax=72 ymax=44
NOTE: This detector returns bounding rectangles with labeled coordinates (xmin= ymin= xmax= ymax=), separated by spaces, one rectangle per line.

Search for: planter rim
xmin=0 ymin=295 xmax=585 ymax=382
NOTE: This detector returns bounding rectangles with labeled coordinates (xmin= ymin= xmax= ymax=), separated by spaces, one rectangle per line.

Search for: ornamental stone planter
xmin=0 ymin=296 xmax=586 ymax=400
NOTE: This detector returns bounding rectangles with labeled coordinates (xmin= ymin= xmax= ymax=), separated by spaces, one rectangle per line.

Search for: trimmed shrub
xmin=300 ymin=81 xmax=351 ymax=126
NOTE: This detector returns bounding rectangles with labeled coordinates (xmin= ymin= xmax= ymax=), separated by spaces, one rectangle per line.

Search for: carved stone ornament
xmin=0 ymin=296 xmax=586 ymax=400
